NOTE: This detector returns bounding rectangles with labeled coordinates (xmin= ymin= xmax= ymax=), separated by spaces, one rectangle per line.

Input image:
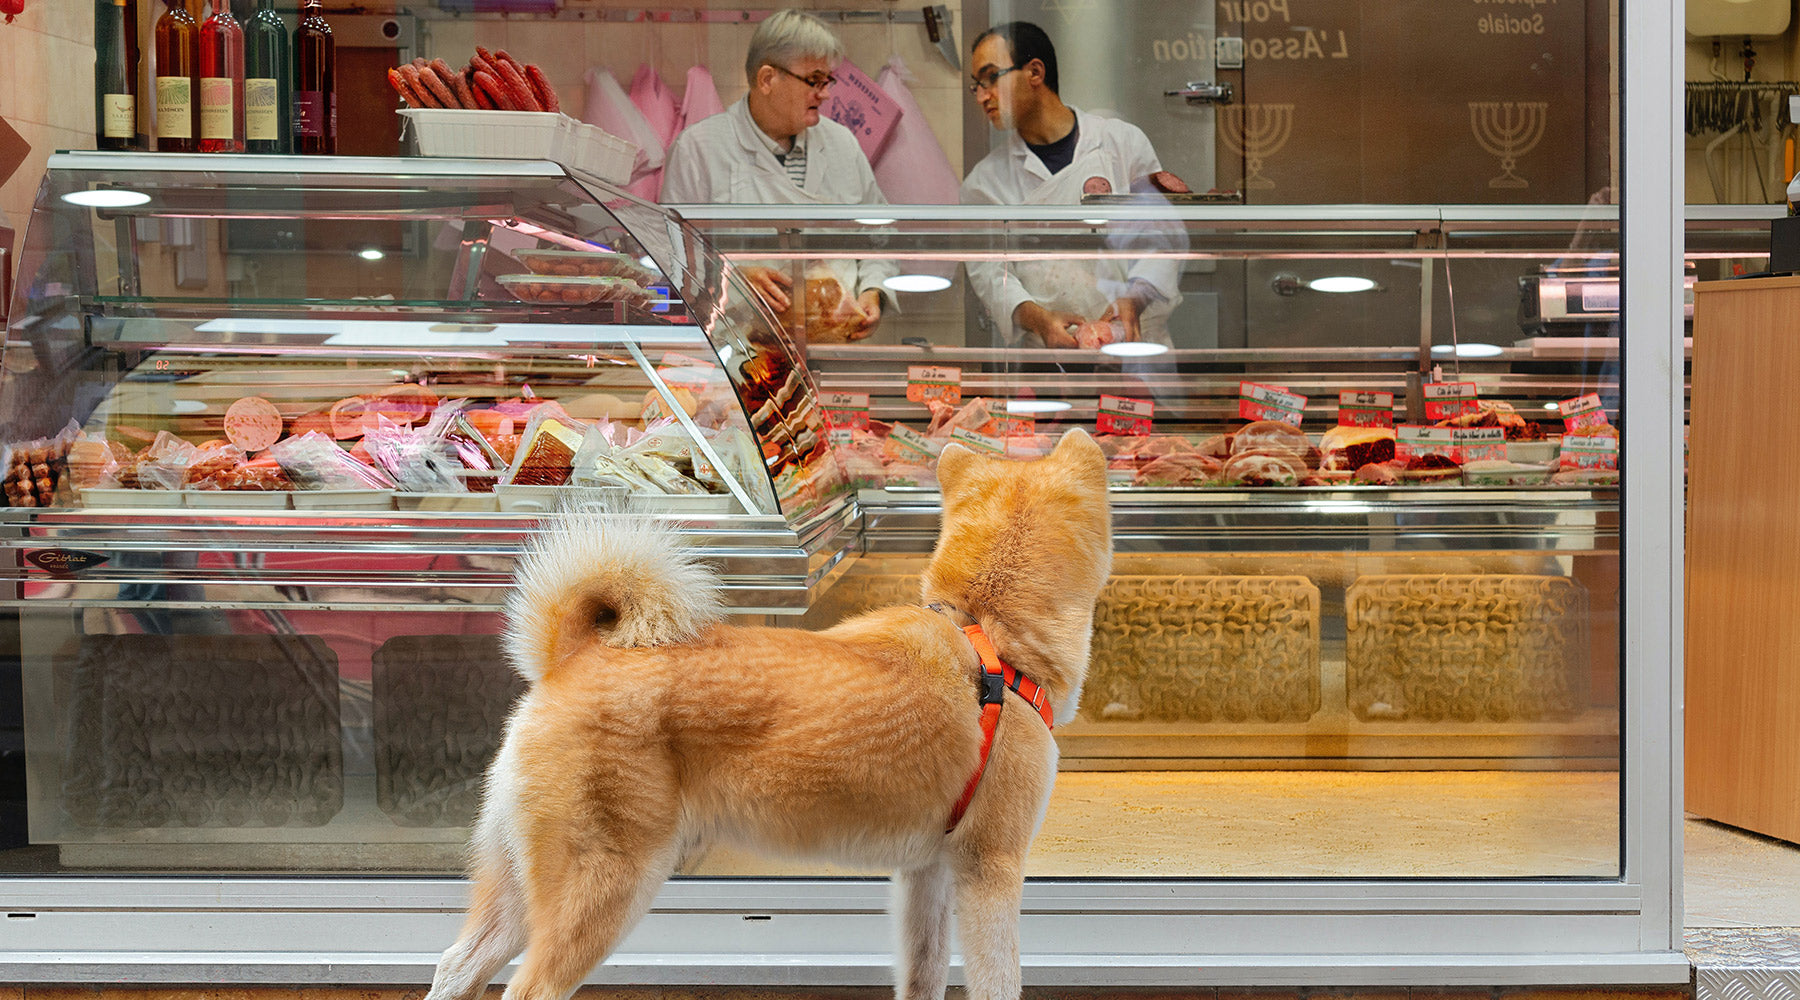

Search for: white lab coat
xmin=961 ymin=109 xmax=1184 ymax=346
xmin=663 ymin=98 xmax=896 ymax=301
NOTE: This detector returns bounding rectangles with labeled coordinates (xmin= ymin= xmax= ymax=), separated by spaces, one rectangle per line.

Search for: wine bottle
xmin=95 ymin=0 xmax=138 ymax=150
xmin=153 ymin=0 xmax=199 ymax=152
xmin=243 ymin=0 xmax=287 ymax=153
xmin=198 ymin=2 xmax=245 ymax=152
xmin=292 ymin=0 xmax=335 ymax=154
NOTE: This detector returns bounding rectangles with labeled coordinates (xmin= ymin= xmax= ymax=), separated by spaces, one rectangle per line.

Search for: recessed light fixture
xmin=1430 ymin=342 xmax=1505 ymax=358
xmin=1543 ymin=401 xmax=1560 ymax=411
xmin=61 ymin=189 xmax=151 ymax=208
xmin=1100 ymin=341 xmax=1169 ymax=357
xmin=358 ymin=248 xmax=386 ymax=261
xmin=1005 ymin=399 xmax=1073 ymax=414
xmin=1308 ymin=276 xmax=1377 ymax=293
xmin=1083 ymin=218 xmax=1110 ymax=226
xmin=855 ymin=217 xmax=896 ymax=226
xmin=882 ymin=274 xmax=953 ymax=293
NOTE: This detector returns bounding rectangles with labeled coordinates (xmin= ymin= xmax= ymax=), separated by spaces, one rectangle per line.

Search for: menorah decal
xmin=1217 ymin=103 xmax=1294 ymax=190
xmin=1468 ymin=101 xmax=1548 ymax=189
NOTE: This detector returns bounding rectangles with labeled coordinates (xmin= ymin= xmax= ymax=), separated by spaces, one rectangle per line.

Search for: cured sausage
xmin=223 ymin=396 xmax=284 ymax=453
xmin=414 ymin=61 xmax=459 ymax=108
xmin=431 ymin=58 xmax=476 ymax=109
xmin=473 ymin=69 xmax=514 ymax=110
xmin=524 ymin=64 xmax=560 ymax=113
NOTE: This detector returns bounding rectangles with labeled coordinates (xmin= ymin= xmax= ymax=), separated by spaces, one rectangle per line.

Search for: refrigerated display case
xmin=0 ymin=149 xmax=1696 ymax=984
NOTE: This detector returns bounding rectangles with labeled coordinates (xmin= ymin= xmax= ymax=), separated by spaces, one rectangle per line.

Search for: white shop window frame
xmin=0 ymin=0 xmax=1682 ymax=983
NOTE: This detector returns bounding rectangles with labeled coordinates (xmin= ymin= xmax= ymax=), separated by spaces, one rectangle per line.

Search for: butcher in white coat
xmin=960 ymin=21 xmax=1184 ymax=348
xmin=663 ymin=9 xmax=894 ymax=339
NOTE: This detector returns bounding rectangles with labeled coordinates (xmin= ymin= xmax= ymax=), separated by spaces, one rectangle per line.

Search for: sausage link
xmin=434 ymin=59 xmax=477 ymax=109
xmin=425 ymin=58 xmax=470 ymax=108
xmin=398 ymin=65 xmax=443 ymax=108
xmin=524 ymin=64 xmax=560 ymax=113
xmin=467 ymin=69 xmax=495 ymax=109
xmin=493 ymin=57 xmax=543 ymax=112
xmin=472 ymin=69 xmax=515 ymax=111
xmin=387 ymin=67 xmax=425 ymax=107
xmin=415 ymin=61 xmax=459 ymax=108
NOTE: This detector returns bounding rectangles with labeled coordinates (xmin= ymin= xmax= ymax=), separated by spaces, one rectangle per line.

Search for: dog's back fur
xmin=425 ymin=430 xmax=1113 ymax=1000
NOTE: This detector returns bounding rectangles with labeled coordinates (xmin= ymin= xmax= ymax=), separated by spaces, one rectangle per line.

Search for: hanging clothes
xmin=872 ymin=56 xmax=960 ymax=205
xmin=581 ymin=67 xmax=664 ymax=185
xmin=628 ymin=63 xmax=681 ymax=201
xmin=676 ymin=64 xmax=726 ymax=135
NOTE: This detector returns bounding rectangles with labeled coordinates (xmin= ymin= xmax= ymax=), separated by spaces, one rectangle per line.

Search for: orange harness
xmin=939 ymin=613 xmax=1055 ymax=834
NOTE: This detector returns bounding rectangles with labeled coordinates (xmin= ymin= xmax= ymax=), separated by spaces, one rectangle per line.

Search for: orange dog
xmin=424 ymin=430 xmax=1113 ymax=1000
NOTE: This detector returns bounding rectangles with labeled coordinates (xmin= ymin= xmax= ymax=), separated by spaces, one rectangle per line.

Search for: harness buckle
xmin=979 ymin=669 xmax=1007 ymax=706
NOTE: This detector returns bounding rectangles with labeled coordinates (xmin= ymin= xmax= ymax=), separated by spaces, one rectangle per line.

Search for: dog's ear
xmin=1052 ymin=428 xmax=1108 ymax=479
xmin=936 ymin=443 xmax=980 ymax=500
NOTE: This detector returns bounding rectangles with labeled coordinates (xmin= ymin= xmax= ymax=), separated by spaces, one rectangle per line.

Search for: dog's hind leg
xmin=950 ymin=851 xmax=1027 ymax=1000
xmin=894 ymin=856 xmax=953 ymax=1000
xmin=424 ymin=842 xmax=528 ymax=1000
xmin=501 ymin=824 xmax=681 ymax=1000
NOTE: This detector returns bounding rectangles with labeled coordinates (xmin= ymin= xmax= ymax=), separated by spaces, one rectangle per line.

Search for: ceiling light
xmin=1308 ymin=276 xmax=1377 ymax=293
xmin=882 ymin=274 xmax=953 ymax=293
xmin=1430 ymin=343 xmax=1504 ymax=358
xmin=855 ymin=217 xmax=896 ymax=226
xmin=61 ymin=188 xmax=150 ymax=208
xmin=1543 ymin=402 xmax=1560 ymax=410
xmin=1005 ymin=399 xmax=1073 ymax=414
xmin=1083 ymin=218 xmax=1110 ymax=226
xmin=358 ymin=248 xmax=386 ymax=261
xmin=1100 ymin=341 xmax=1169 ymax=357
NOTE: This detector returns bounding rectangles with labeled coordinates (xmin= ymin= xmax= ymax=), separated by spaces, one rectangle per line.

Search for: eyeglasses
xmin=772 ymin=65 xmax=837 ymax=92
xmin=967 ymin=65 xmax=1019 ymax=95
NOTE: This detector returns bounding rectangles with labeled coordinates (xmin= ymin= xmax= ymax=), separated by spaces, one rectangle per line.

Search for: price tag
xmin=828 ymin=427 xmax=855 ymax=447
xmin=1451 ymin=426 xmax=1507 ymax=463
xmin=993 ymin=415 xmax=1036 ymax=438
xmin=949 ymin=427 xmax=1006 ymax=455
xmin=885 ymin=422 xmax=943 ymax=461
xmin=1423 ymin=382 xmax=1480 ymax=421
xmin=1559 ymin=433 xmax=1619 ymax=471
xmin=1557 ymin=393 xmax=1609 ymax=432
xmin=1396 ymin=425 xmax=1456 ymax=460
xmin=906 ymin=365 xmax=962 ymax=405
xmin=1338 ymin=390 xmax=1395 ymax=428
xmin=1097 ymin=394 xmax=1155 ymax=436
xmin=821 ymin=391 xmax=870 ymax=432
xmin=1239 ymin=381 xmax=1307 ymax=425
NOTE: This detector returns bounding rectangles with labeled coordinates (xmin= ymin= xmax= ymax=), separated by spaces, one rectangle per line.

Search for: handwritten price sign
xmin=1338 ymin=390 xmax=1395 ymax=428
xmin=906 ymin=365 xmax=962 ymax=405
xmin=1396 ymin=425 xmax=1456 ymax=460
xmin=821 ymin=392 xmax=870 ymax=432
xmin=1451 ymin=427 xmax=1507 ymax=463
xmin=1559 ymin=434 xmax=1619 ymax=471
xmin=885 ymin=423 xmax=943 ymax=461
xmin=1239 ymin=381 xmax=1307 ymax=425
xmin=1423 ymin=382 xmax=1480 ymax=421
xmin=1557 ymin=393 xmax=1609 ymax=432
xmin=1097 ymin=395 xmax=1154 ymax=436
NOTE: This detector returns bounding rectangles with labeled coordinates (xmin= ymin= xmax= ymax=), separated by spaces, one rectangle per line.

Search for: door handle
xmin=1165 ymin=81 xmax=1234 ymax=105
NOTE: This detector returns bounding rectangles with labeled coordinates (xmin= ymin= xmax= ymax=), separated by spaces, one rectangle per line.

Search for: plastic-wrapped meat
xmin=1354 ymin=461 xmax=1403 ymax=486
xmin=1133 ymin=453 xmax=1221 ymax=487
xmin=1220 ymin=451 xmax=1306 ymax=487
xmin=1195 ymin=433 xmax=1234 ymax=459
xmin=1231 ymin=420 xmax=1311 ymax=459
xmin=924 ymin=397 xmax=993 ymax=438
xmin=1093 ymin=435 xmax=1133 ymax=458
xmin=1135 ymin=435 xmax=1195 ymax=457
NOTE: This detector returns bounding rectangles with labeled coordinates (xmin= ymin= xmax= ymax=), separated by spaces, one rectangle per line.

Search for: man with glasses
xmin=664 ymin=9 xmax=894 ymax=341
xmin=961 ymin=21 xmax=1183 ymax=349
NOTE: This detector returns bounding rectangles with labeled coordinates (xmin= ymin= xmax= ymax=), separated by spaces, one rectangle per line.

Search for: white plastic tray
xmin=397 ymin=109 xmax=636 ymax=186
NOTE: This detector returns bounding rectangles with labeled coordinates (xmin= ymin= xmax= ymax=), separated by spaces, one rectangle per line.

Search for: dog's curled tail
xmin=503 ymin=512 xmax=725 ymax=683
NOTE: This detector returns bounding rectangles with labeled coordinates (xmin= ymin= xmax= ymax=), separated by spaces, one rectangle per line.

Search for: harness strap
xmin=945 ymin=620 xmax=1054 ymax=833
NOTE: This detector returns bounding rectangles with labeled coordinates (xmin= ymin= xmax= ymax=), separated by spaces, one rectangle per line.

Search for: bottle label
xmin=246 ymin=78 xmax=278 ymax=140
xmin=295 ymin=90 xmax=326 ymax=137
xmin=200 ymin=77 xmax=235 ymax=139
xmin=102 ymin=94 xmax=135 ymax=139
xmin=156 ymin=77 xmax=193 ymax=138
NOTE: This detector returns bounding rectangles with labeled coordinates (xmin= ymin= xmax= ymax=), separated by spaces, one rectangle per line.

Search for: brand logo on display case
xmin=1218 ymin=103 xmax=1294 ymax=190
xmin=25 ymin=549 xmax=110 ymax=575
xmin=1469 ymin=101 xmax=1549 ymax=189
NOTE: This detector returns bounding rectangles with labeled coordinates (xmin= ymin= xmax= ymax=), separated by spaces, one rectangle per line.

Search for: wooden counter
xmin=1687 ymin=275 xmax=1800 ymax=845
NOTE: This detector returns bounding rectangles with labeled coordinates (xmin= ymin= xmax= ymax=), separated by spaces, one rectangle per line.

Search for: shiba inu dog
xmin=424 ymin=429 xmax=1113 ymax=1000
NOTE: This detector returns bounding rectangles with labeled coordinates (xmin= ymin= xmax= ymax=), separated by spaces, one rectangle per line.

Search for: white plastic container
xmin=398 ymin=108 xmax=565 ymax=160
xmin=80 ymin=488 xmax=184 ymax=508
xmin=393 ymin=492 xmax=500 ymax=512
xmin=291 ymin=489 xmax=395 ymax=510
xmin=554 ymin=121 xmax=637 ymax=186
xmin=182 ymin=490 xmax=292 ymax=509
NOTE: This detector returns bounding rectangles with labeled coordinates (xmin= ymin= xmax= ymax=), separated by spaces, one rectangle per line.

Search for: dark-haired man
xmin=961 ymin=21 xmax=1183 ymax=349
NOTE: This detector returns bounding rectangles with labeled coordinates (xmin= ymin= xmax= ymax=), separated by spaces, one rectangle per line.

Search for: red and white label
xmin=885 ymin=423 xmax=943 ymax=460
xmin=1557 ymin=393 xmax=1609 ymax=432
xmin=1097 ymin=394 xmax=1155 ymax=436
xmin=906 ymin=365 xmax=962 ymax=405
xmin=992 ymin=415 xmax=1036 ymax=438
xmin=1338 ymin=390 xmax=1395 ymax=428
xmin=1239 ymin=381 xmax=1307 ymax=425
xmin=821 ymin=392 xmax=870 ymax=432
xmin=1451 ymin=426 xmax=1507 ymax=463
xmin=1396 ymin=425 xmax=1456 ymax=460
xmin=1423 ymin=381 xmax=1481 ymax=421
xmin=949 ymin=427 xmax=1006 ymax=455
xmin=1559 ymin=434 xmax=1619 ymax=471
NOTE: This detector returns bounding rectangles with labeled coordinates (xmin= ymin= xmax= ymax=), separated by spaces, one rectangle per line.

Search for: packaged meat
xmin=497 ymin=273 xmax=643 ymax=305
xmin=1231 ymin=420 xmax=1311 ymax=460
xmin=1220 ymin=451 xmax=1306 ymax=487
xmin=183 ymin=441 xmax=249 ymax=490
xmin=503 ymin=411 xmax=584 ymax=487
xmin=774 ymin=266 xmax=876 ymax=345
xmin=514 ymin=248 xmax=657 ymax=283
xmin=1354 ymin=461 xmax=1404 ymax=486
xmin=271 ymin=431 xmax=397 ymax=491
xmin=1134 ymin=453 xmax=1221 ymax=487
xmin=224 ymin=396 xmax=285 ymax=452
xmin=1319 ymin=425 xmax=1397 ymax=472
xmin=924 ymin=397 xmax=994 ymax=438
xmin=1399 ymin=453 xmax=1462 ymax=485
